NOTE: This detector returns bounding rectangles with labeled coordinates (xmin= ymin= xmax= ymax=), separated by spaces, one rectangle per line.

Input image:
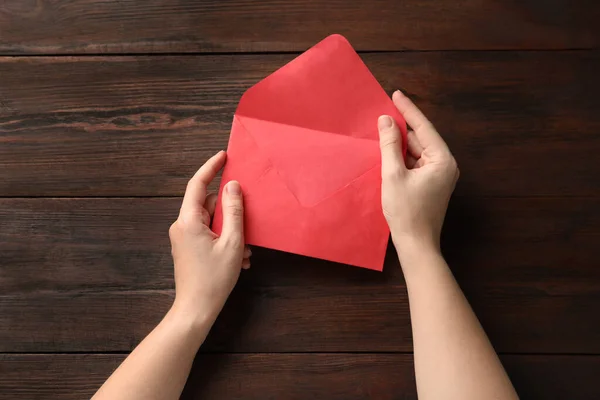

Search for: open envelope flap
xmin=235 ymin=34 xmax=407 ymax=150
xmin=236 ymin=115 xmax=380 ymax=207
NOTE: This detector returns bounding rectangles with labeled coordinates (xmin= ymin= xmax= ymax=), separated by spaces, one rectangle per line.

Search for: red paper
xmin=212 ymin=34 xmax=407 ymax=271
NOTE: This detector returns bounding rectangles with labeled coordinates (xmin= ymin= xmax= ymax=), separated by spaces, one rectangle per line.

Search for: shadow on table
xmin=441 ymin=195 xmax=485 ymax=281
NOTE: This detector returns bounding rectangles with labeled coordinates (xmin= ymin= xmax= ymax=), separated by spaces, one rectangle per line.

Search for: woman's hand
xmin=378 ymin=90 xmax=459 ymax=253
xmin=169 ymin=151 xmax=251 ymax=325
xmin=377 ymin=92 xmax=518 ymax=400
xmin=93 ymin=151 xmax=252 ymax=400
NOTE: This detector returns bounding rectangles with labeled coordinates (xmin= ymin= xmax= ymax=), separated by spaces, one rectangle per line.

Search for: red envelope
xmin=212 ymin=34 xmax=407 ymax=271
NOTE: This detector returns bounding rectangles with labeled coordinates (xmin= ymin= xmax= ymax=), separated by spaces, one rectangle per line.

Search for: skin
xmin=379 ymin=91 xmax=518 ymax=400
xmin=92 ymin=151 xmax=250 ymax=400
xmin=92 ymin=91 xmax=518 ymax=400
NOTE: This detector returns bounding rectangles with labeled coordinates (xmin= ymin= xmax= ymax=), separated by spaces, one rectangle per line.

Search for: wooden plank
xmin=0 ymin=354 xmax=123 ymax=400
xmin=0 ymin=198 xmax=176 ymax=294
xmin=0 ymin=0 xmax=597 ymax=54
xmin=1 ymin=354 xmax=599 ymax=400
xmin=1 ymin=198 xmax=598 ymax=294
xmin=1 ymin=52 xmax=598 ymax=197
xmin=1 ymin=283 xmax=599 ymax=353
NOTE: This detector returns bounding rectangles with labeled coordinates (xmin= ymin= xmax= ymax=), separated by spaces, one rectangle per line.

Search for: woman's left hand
xmin=169 ymin=151 xmax=251 ymax=325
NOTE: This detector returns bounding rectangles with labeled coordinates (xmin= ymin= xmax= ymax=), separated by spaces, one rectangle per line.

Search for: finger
xmin=243 ymin=246 xmax=252 ymax=259
xmin=242 ymin=258 xmax=251 ymax=270
xmin=406 ymin=130 xmax=424 ymax=160
xmin=219 ymin=180 xmax=244 ymax=248
xmin=392 ymin=90 xmax=447 ymax=150
xmin=204 ymin=193 xmax=218 ymax=217
xmin=378 ymin=115 xmax=406 ymax=178
xmin=180 ymin=151 xmax=226 ymax=218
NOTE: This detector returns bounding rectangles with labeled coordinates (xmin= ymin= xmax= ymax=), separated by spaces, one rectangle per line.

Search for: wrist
xmin=392 ymin=232 xmax=439 ymax=255
xmin=392 ymin=234 xmax=443 ymax=271
xmin=169 ymin=298 xmax=219 ymax=335
xmin=150 ymin=305 xmax=213 ymax=353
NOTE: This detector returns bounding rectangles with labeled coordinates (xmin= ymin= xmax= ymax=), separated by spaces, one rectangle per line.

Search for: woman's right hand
xmin=378 ymin=90 xmax=459 ymax=254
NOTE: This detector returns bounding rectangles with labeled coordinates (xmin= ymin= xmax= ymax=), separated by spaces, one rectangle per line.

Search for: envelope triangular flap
xmin=235 ymin=115 xmax=380 ymax=207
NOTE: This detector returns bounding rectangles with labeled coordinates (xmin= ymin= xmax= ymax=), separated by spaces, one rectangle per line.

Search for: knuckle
xmin=180 ymin=210 xmax=203 ymax=226
xmin=444 ymin=156 xmax=460 ymax=182
xmin=171 ymin=210 xmax=208 ymax=235
xmin=440 ymin=151 xmax=454 ymax=165
xmin=379 ymin=133 xmax=400 ymax=150
xmin=452 ymin=159 xmax=459 ymax=175
xmin=168 ymin=221 xmax=180 ymax=239
xmin=422 ymin=120 xmax=436 ymax=132
xmin=449 ymin=156 xmax=458 ymax=170
xmin=226 ymin=203 xmax=244 ymax=218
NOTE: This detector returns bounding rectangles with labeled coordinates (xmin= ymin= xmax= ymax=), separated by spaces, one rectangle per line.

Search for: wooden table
xmin=1 ymin=1 xmax=599 ymax=399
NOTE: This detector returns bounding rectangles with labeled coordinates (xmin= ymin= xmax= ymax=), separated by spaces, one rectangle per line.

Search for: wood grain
xmin=1 ymin=52 xmax=598 ymax=197
xmin=1 ymin=354 xmax=598 ymax=400
xmin=0 ymin=198 xmax=176 ymax=294
xmin=1 ymin=0 xmax=598 ymax=54
xmin=1 ymin=1 xmax=599 ymax=398
xmin=1 ymin=197 xmax=599 ymax=294
xmin=2 ymin=283 xmax=599 ymax=353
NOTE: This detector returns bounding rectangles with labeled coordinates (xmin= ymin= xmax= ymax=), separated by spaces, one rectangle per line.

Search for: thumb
xmin=378 ymin=115 xmax=406 ymax=178
xmin=220 ymin=180 xmax=244 ymax=247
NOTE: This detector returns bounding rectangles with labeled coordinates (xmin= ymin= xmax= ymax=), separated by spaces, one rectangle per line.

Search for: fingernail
xmin=226 ymin=180 xmax=241 ymax=195
xmin=378 ymin=115 xmax=393 ymax=130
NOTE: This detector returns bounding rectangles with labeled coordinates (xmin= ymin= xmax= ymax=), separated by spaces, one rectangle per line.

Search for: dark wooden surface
xmin=1 ymin=52 xmax=599 ymax=197
xmin=1 ymin=355 xmax=599 ymax=400
xmin=0 ymin=0 xmax=598 ymax=53
xmin=1 ymin=0 xmax=599 ymax=399
xmin=2 ymin=354 xmax=599 ymax=400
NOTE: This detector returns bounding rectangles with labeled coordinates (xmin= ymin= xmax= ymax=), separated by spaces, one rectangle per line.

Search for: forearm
xmin=92 ymin=305 xmax=213 ymax=400
xmin=397 ymin=238 xmax=518 ymax=400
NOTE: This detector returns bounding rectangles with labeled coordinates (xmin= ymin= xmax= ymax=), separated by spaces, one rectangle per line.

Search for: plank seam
xmin=0 ymin=48 xmax=598 ymax=58
xmin=1 ymin=351 xmax=599 ymax=356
